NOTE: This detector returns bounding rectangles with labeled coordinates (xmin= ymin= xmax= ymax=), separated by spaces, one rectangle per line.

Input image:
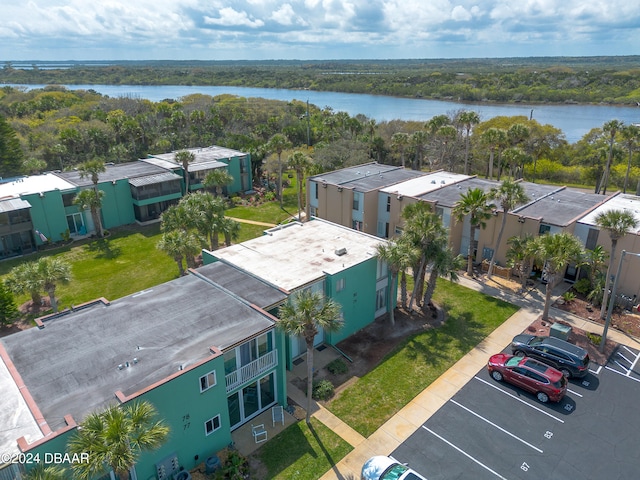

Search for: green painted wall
xmin=22 ymin=191 xmax=70 ymax=244
xmin=133 ymin=356 xmax=230 ymax=480
xmin=325 ymin=258 xmax=384 ymax=345
xmin=97 ymin=181 xmax=136 ymax=229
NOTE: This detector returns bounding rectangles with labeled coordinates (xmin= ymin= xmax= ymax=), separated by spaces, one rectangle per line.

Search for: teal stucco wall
xmin=22 ymin=190 xmax=70 ymax=244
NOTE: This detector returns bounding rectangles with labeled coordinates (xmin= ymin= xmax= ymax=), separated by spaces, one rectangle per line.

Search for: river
xmin=7 ymin=83 xmax=640 ymax=144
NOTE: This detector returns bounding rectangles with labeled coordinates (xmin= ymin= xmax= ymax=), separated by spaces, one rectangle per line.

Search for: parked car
xmin=487 ymin=353 xmax=567 ymax=403
xmin=361 ymin=456 xmax=428 ymax=480
xmin=510 ymin=334 xmax=590 ymax=378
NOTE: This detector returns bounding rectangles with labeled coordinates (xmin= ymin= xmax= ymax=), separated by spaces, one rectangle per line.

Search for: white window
xmin=204 ymin=415 xmax=221 ymax=436
xmin=376 ymin=288 xmax=387 ymax=310
xmin=353 ymin=192 xmax=361 ymax=211
xmin=199 ymin=371 xmax=217 ymax=392
xmin=376 ymin=259 xmax=388 ymax=280
xmin=336 ymin=278 xmax=346 ymax=292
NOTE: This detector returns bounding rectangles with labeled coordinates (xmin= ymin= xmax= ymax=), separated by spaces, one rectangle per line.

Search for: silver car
xmin=361 ymin=456 xmax=427 ymax=480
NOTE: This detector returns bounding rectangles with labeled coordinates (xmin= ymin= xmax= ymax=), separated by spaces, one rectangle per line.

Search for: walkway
xmin=225 ymin=216 xmax=277 ymax=227
xmin=299 ymin=276 xmax=640 ymax=480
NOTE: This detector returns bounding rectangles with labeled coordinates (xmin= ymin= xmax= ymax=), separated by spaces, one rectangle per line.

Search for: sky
xmin=2 ymin=1 xmax=640 ymax=61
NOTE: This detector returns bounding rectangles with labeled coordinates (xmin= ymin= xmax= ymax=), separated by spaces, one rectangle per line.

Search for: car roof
xmin=362 ymin=456 xmax=398 ymax=480
xmin=538 ymin=336 xmax=588 ymax=357
xmin=522 ymin=358 xmax=564 ymax=380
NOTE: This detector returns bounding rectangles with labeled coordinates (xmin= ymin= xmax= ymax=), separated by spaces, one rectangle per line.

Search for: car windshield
xmin=582 ymin=354 xmax=590 ymax=366
xmin=382 ymin=464 xmax=409 ymax=480
xmin=553 ymin=376 xmax=567 ymax=388
xmin=530 ymin=336 xmax=545 ymax=346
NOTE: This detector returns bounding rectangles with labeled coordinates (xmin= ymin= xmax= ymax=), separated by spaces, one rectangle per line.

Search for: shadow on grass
xmin=307 ymin=423 xmax=356 ymax=480
xmin=84 ymin=238 xmax=121 ymax=259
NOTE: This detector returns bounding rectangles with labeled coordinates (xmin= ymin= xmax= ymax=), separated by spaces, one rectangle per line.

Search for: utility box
xmin=550 ymin=323 xmax=571 ymax=341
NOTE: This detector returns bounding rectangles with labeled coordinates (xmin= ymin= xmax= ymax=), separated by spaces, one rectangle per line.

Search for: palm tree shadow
xmin=308 ymin=423 xmax=356 ymax=480
xmin=85 ymin=238 xmax=121 ymax=259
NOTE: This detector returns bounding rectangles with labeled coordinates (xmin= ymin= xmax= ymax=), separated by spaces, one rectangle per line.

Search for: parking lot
xmin=391 ymin=346 xmax=640 ymax=479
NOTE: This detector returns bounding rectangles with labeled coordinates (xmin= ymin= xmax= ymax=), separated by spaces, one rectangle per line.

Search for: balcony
xmin=225 ymin=350 xmax=278 ymax=393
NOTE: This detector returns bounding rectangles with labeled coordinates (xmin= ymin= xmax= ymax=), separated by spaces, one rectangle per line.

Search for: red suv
xmin=487 ymin=353 xmax=567 ymax=403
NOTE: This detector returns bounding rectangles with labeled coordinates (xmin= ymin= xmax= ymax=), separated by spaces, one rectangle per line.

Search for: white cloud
xmin=0 ymin=0 xmax=639 ymax=60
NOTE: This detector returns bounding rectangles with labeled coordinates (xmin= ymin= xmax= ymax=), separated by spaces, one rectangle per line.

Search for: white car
xmin=361 ymin=456 xmax=427 ymax=480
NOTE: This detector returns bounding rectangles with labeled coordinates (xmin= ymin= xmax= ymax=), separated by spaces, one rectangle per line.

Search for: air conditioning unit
xmin=335 ymin=247 xmax=347 ymax=256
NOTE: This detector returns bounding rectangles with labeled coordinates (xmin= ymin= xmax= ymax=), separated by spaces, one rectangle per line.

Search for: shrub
xmin=312 ymin=379 xmax=335 ymax=401
xmin=327 ymin=358 xmax=348 ymax=375
xmin=562 ymin=291 xmax=576 ymax=303
xmin=573 ymin=278 xmax=591 ymax=295
xmin=587 ymin=332 xmax=602 ymax=346
xmin=264 ymin=191 xmax=276 ymax=202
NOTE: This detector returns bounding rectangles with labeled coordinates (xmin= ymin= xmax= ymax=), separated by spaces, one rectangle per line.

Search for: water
xmin=6 ymin=83 xmax=640 ymax=143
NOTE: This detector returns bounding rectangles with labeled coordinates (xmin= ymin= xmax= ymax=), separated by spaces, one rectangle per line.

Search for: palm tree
xmin=74 ymin=188 xmax=105 ymax=238
xmin=181 ymin=192 xmax=226 ymax=250
xmin=37 ymin=257 xmax=72 ymax=313
xmin=219 ymin=216 xmax=241 ymax=247
xmin=506 ymin=234 xmax=537 ymax=291
xmin=78 ymin=159 xmax=106 ymax=187
xmin=288 ymin=151 xmax=312 ymax=221
xmin=486 ymin=179 xmax=529 ymax=278
xmin=68 ymin=401 xmax=169 ymax=480
xmin=266 ymin=134 xmax=292 ymax=207
xmin=391 ymin=132 xmax=410 ymax=168
xmin=4 ymin=261 xmax=43 ymax=307
xmin=596 ymin=209 xmax=639 ymax=319
xmin=175 ymin=150 xmax=196 ymax=194
xmin=422 ymin=246 xmax=465 ymax=309
xmin=584 ymin=245 xmax=608 ymax=289
xmin=481 ymin=128 xmax=507 ymax=180
xmin=157 ymin=230 xmax=200 ymax=276
xmin=533 ymin=233 xmax=585 ymax=321
xmin=453 ymin=188 xmax=495 ymax=276
xmin=410 ymin=130 xmax=428 ymax=170
xmin=401 ymin=201 xmax=447 ymax=310
xmin=457 ymin=110 xmax=480 ymax=175
xmin=277 ymin=290 xmax=342 ymax=424
xmin=598 ymin=119 xmax=623 ymax=195
xmin=204 ymin=168 xmax=234 ymax=197
xmin=23 ymin=464 xmax=68 ymax=480
xmin=376 ymin=240 xmax=416 ymax=325
xmin=620 ymin=124 xmax=640 ymax=194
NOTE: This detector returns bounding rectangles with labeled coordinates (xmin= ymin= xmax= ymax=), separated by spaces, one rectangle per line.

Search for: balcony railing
xmin=225 ymin=350 xmax=278 ymax=393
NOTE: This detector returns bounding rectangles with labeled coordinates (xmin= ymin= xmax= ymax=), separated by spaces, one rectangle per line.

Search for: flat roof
xmin=142 ymin=146 xmax=247 ymax=171
xmin=309 ymin=163 xmax=427 ymax=192
xmin=0 ymin=198 xmax=31 ymax=213
xmin=210 ymin=219 xmax=386 ymax=292
xmin=417 ymin=177 xmax=498 ymax=207
xmin=577 ymin=193 xmax=640 ymax=233
xmin=1 ymin=273 xmax=275 ymax=431
xmin=515 ymin=187 xmax=609 ymax=226
xmin=193 ymin=262 xmax=288 ymax=310
xmin=56 ymin=161 xmax=169 ymax=187
xmin=128 ymin=172 xmax=182 ymax=188
xmin=0 ymin=173 xmax=76 ymax=198
xmin=0 ymin=354 xmax=43 ymax=455
xmin=380 ymin=171 xmax=471 ymax=197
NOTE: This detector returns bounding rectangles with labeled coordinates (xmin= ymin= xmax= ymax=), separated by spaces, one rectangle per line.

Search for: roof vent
xmin=335 ymin=247 xmax=347 ymax=256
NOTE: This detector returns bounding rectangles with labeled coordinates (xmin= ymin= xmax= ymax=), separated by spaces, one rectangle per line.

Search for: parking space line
xmin=615 ymin=360 xmax=629 ymax=372
xmin=422 ymin=426 xmax=509 ymax=479
xmin=605 ymin=365 xmax=640 ymax=383
xmin=590 ymin=365 xmax=602 ymax=375
xmin=625 ymin=346 xmax=640 ymax=375
xmin=617 ymin=352 xmax=633 ymax=364
xmin=474 ymin=376 xmax=565 ymax=423
xmin=450 ymin=399 xmax=543 ymax=453
xmin=566 ymin=388 xmax=582 ymax=397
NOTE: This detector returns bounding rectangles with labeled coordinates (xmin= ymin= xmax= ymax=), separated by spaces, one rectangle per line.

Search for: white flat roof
xmin=0 ymin=355 xmax=43 ymax=455
xmin=211 ymin=219 xmax=386 ymax=292
xmin=380 ymin=171 xmax=470 ymax=197
xmin=578 ymin=193 xmax=640 ymax=233
xmin=0 ymin=174 xmax=76 ymax=199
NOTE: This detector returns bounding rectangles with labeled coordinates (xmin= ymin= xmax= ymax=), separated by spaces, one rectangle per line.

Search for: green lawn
xmin=253 ymin=418 xmax=353 ymax=480
xmin=326 ymin=280 xmax=519 ymax=437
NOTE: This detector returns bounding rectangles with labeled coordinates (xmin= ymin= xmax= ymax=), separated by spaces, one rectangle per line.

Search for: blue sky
xmin=2 ymin=1 xmax=640 ymax=61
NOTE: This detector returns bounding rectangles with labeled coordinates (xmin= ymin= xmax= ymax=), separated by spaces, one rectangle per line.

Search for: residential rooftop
xmin=141 ymin=145 xmax=248 ymax=171
xmin=380 ymin=171 xmax=471 ymax=197
xmin=309 ymin=162 xmax=427 ymax=192
xmin=210 ymin=219 xmax=386 ymax=292
xmin=55 ymin=161 xmax=171 ymax=187
xmin=0 ymin=273 xmax=275 ymax=432
xmin=515 ymin=187 xmax=610 ymax=227
xmin=577 ymin=193 xmax=640 ymax=233
xmin=0 ymin=173 xmax=76 ymax=198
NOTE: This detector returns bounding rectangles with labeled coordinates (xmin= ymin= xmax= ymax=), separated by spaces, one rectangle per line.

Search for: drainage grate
xmin=293 ymin=358 xmax=304 ymax=366
xmin=316 ymin=345 xmax=327 ymax=352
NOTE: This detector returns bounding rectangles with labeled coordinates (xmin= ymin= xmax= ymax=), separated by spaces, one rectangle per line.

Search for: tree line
xmin=1 ymin=84 xmax=640 ymax=194
xmin=3 ymin=56 xmax=640 ymax=105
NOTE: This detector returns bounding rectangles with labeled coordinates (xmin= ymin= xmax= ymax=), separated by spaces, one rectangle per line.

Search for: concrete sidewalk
xmin=309 ymin=276 xmax=640 ymax=480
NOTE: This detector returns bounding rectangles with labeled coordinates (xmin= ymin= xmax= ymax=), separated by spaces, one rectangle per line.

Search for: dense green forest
xmin=3 ymin=56 xmax=640 ymax=105
xmin=0 ymin=81 xmax=639 ymax=194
